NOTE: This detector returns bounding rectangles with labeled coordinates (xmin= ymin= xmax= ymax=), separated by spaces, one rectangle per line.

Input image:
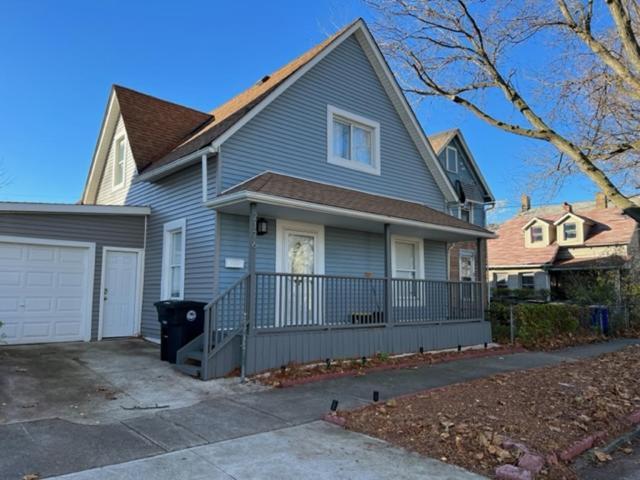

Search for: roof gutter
xmin=134 ymin=145 xmax=218 ymax=183
xmin=0 ymin=203 xmax=151 ymax=216
xmin=206 ymin=191 xmax=496 ymax=239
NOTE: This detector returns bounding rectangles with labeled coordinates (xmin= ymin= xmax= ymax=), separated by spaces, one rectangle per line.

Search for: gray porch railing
xmin=201 ymin=274 xmax=249 ymax=378
xmin=253 ymin=272 xmax=483 ymax=328
xmin=198 ymin=272 xmax=485 ymax=379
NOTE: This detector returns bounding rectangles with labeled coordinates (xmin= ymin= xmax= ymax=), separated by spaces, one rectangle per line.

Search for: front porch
xmin=179 ymin=172 xmax=494 ymax=380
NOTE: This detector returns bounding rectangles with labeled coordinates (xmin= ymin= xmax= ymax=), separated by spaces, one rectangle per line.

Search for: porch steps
xmin=174 ymin=362 xmax=201 ymax=378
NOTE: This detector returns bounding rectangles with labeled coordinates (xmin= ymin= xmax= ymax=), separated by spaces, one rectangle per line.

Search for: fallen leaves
xmin=593 ymin=449 xmax=612 ymax=462
xmin=342 ymin=345 xmax=640 ymax=479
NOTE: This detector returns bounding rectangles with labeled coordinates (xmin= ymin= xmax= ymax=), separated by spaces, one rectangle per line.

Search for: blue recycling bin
xmin=590 ymin=306 xmax=610 ymax=335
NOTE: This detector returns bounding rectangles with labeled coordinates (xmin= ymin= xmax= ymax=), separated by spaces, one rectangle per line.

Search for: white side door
xmin=101 ymin=249 xmax=140 ymax=338
xmin=275 ymin=221 xmax=324 ymax=327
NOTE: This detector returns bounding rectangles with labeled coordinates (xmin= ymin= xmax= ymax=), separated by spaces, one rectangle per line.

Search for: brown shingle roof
xmin=488 ymin=204 xmax=638 ymax=267
xmin=119 ymin=20 xmax=359 ymax=174
xmin=113 ymin=85 xmax=212 ymax=171
xmin=222 ymin=172 xmax=491 ymax=234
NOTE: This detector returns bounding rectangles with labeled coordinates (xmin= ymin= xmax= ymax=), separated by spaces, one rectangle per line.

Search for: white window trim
xmin=275 ymin=219 xmax=326 ymax=275
xmin=530 ymin=225 xmax=544 ymax=243
xmin=327 ymin=105 xmax=381 ymax=176
xmin=446 ymin=146 xmax=458 ymax=173
xmin=161 ymin=218 xmax=186 ymax=300
xmin=390 ymin=235 xmax=425 ymax=280
xmin=459 ymin=249 xmax=476 ymax=282
xmin=458 ymin=203 xmax=474 ymax=224
xmin=112 ymin=135 xmax=127 ymax=191
xmin=563 ymin=222 xmax=577 ymax=240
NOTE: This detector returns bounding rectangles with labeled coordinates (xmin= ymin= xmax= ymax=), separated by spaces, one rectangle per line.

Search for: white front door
xmin=101 ymin=249 xmax=140 ymax=338
xmin=276 ymin=221 xmax=324 ymax=326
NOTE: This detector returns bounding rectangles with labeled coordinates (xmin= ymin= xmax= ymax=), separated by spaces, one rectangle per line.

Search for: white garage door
xmin=0 ymin=238 xmax=94 ymax=344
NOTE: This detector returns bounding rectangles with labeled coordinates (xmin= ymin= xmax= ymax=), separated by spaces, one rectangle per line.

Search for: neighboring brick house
xmin=487 ymin=193 xmax=639 ymax=300
xmin=427 ymin=130 xmax=495 ymax=289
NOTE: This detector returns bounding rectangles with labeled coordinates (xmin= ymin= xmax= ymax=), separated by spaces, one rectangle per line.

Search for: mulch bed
xmin=339 ymin=345 xmax=640 ymax=479
xmin=253 ymin=345 xmax=526 ymax=387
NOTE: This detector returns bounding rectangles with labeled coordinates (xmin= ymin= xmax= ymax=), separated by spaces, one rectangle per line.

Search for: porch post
xmin=476 ymin=237 xmax=487 ymax=319
xmin=247 ymin=202 xmax=258 ymax=327
xmin=384 ymin=223 xmax=393 ymax=326
xmin=241 ymin=202 xmax=258 ymax=381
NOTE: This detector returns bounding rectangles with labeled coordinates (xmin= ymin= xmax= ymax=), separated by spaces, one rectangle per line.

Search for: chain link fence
xmin=487 ymin=300 xmax=640 ymax=346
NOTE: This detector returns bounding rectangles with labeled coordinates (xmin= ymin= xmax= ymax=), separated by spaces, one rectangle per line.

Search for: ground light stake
xmin=330 ymin=400 xmax=339 ymax=412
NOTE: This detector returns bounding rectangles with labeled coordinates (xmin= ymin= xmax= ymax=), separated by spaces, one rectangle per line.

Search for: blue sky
xmin=0 ymin=0 xmax=599 ymax=221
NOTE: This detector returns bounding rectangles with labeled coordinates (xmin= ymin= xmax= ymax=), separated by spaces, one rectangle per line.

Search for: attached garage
xmin=0 ymin=237 xmax=95 ymax=344
xmin=0 ymin=203 xmax=149 ymax=345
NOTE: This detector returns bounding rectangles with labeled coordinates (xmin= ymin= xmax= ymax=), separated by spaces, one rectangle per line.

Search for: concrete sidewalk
xmin=2 ymin=339 xmax=637 ymax=479
xmin=51 ymin=422 xmax=485 ymax=480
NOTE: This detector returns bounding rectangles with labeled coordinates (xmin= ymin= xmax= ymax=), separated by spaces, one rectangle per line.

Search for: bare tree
xmin=368 ymin=0 xmax=640 ymax=216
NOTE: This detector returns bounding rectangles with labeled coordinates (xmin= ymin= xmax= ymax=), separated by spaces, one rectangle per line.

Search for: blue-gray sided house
xmin=0 ymin=19 xmax=495 ymax=379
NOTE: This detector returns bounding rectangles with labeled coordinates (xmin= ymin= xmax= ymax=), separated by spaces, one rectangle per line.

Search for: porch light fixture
xmin=373 ymin=391 xmax=380 ymax=403
xmin=256 ymin=218 xmax=268 ymax=236
xmin=330 ymin=400 xmax=339 ymax=412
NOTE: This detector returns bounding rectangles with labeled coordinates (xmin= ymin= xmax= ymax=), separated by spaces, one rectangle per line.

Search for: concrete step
xmin=174 ymin=363 xmax=200 ymax=378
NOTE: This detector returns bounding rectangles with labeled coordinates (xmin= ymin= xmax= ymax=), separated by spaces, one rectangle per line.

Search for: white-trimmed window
xmin=327 ymin=105 xmax=380 ymax=175
xmin=112 ymin=136 xmax=126 ymax=190
xmin=520 ymin=273 xmax=535 ymax=290
xmin=162 ymin=219 xmax=186 ymax=300
xmin=563 ymin=222 xmax=577 ymax=240
xmin=460 ymin=205 xmax=471 ymax=223
xmin=530 ymin=226 xmax=544 ymax=243
xmin=391 ymin=236 xmax=424 ymax=280
xmin=459 ymin=250 xmax=476 ymax=281
xmin=446 ymin=146 xmax=458 ymax=173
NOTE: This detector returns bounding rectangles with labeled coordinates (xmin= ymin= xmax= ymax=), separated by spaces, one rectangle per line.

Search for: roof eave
xmin=206 ymin=190 xmax=496 ymax=239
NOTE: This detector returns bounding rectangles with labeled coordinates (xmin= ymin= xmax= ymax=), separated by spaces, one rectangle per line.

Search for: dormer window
xmin=460 ymin=205 xmax=471 ymax=223
xmin=530 ymin=226 xmax=543 ymax=243
xmin=112 ymin=136 xmax=126 ymax=190
xmin=327 ymin=105 xmax=380 ymax=175
xmin=563 ymin=222 xmax=577 ymax=240
xmin=446 ymin=146 xmax=458 ymax=173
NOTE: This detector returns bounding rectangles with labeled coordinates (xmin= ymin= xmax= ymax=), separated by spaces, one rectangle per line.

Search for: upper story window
xmin=460 ymin=205 xmax=471 ymax=222
xmin=563 ymin=222 xmax=577 ymax=241
xmin=446 ymin=146 xmax=458 ymax=173
xmin=530 ymin=226 xmax=543 ymax=243
xmin=327 ymin=105 xmax=380 ymax=175
xmin=112 ymin=136 xmax=126 ymax=190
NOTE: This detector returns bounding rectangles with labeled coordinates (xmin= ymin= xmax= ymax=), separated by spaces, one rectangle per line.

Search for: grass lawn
xmin=340 ymin=345 xmax=640 ymax=479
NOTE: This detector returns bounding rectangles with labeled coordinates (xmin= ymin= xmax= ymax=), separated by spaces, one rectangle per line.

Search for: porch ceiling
xmin=208 ymin=173 xmax=494 ymax=242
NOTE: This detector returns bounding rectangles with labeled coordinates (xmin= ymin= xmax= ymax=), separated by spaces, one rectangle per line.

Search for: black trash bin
xmin=155 ymin=300 xmax=207 ymax=363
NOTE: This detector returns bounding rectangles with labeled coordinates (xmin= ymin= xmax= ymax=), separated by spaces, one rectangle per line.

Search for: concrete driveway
xmin=0 ymin=339 xmax=262 ymax=425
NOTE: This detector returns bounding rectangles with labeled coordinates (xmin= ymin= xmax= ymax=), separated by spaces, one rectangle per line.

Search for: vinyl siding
xmin=96 ymin=116 xmax=137 ymax=205
xmin=0 ymin=213 xmax=146 ymax=339
xmin=125 ymin=160 xmax=217 ymax=339
xmin=218 ymin=213 xmax=447 ymax=281
xmin=220 ymin=35 xmax=446 ymax=210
